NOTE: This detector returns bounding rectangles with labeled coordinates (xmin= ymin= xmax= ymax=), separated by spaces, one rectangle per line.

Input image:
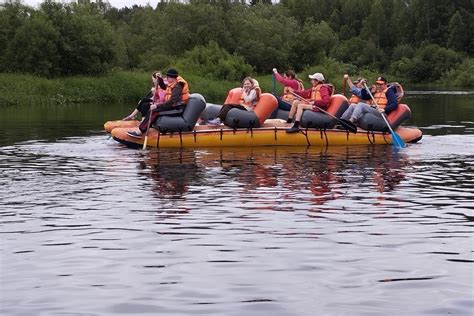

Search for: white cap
xmin=308 ymin=72 xmax=325 ymax=82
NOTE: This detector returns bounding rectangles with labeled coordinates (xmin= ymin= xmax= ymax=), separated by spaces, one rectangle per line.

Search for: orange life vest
xmin=373 ymin=87 xmax=388 ymax=108
xmin=165 ymin=76 xmax=189 ymax=104
xmin=282 ymin=80 xmax=304 ymax=102
xmin=310 ymin=84 xmax=323 ymax=101
xmin=349 ymin=94 xmax=371 ymax=104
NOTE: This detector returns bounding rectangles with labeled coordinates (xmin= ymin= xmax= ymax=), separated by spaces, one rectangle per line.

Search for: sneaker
xmin=207 ymin=118 xmax=221 ymax=126
xmin=127 ymin=130 xmax=143 ymax=138
xmin=286 ymin=126 xmax=300 ymax=133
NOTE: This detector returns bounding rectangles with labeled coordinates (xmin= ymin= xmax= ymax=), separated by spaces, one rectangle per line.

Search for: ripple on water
xmin=1 ymin=135 xmax=472 ymax=315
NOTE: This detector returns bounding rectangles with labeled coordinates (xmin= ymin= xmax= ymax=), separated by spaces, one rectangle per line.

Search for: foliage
xmin=442 ymin=58 xmax=474 ymax=87
xmin=0 ymin=0 xmax=472 ymax=87
xmin=392 ymin=44 xmax=463 ymax=83
xmin=0 ymin=71 xmax=149 ymax=105
xmin=175 ymin=41 xmax=252 ymax=81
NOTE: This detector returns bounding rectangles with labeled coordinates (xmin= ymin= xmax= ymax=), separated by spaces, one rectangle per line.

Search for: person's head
xmin=375 ymin=76 xmax=387 ymax=91
xmin=308 ymin=72 xmax=325 ymax=86
xmin=284 ymin=70 xmax=296 ymax=79
xmin=165 ymin=68 xmax=179 ymax=83
xmin=353 ymin=77 xmax=367 ymax=88
xmin=242 ymin=76 xmax=255 ymax=90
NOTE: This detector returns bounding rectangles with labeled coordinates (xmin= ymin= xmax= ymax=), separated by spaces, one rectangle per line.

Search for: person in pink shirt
xmin=123 ymin=71 xmax=166 ymax=121
xmin=272 ymin=68 xmax=304 ymax=111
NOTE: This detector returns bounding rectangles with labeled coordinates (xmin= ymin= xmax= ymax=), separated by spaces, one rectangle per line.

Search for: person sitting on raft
xmin=272 ymin=68 xmax=304 ymax=111
xmin=340 ymin=74 xmax=373 ymax=123
xmin=342 ymin=76 xmax=398 ymax=126
xmin=127 ymin=68 xmax=189 ymax=138
xmin=207 ymin=77 xmax=259 ymax=126
xmin=123 ymin=71 xmax=166 ymax=121
xmin=286 ymin=72 xmax=332 ymax=133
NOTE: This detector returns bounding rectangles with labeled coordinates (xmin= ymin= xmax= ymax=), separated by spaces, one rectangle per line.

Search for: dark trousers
xmin=217 ymin=104 xmax=248 ymax=120
xmin=274 ymin=95 xmax=292 ymax=111
xmin=137 ymin=98 xmax=152 ymax=117
xmin=138 ymin=103 xmax=176 ymax=133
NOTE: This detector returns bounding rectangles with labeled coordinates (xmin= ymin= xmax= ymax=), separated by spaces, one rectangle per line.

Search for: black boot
xmin=286 ymin=121 xmax=300 ymax=133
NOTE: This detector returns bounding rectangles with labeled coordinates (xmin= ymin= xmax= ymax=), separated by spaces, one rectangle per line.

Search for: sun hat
xmin=308 ymin=72 xmax=325 ymax=82
xmin=166 ymin=68 xmax=179 ymax=78
xmin=375 ymin=76 xmax=387 ymax=84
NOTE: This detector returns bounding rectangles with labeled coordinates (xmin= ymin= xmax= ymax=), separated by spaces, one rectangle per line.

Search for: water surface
xmin=1 ymin=92 xmax=473 ymax=315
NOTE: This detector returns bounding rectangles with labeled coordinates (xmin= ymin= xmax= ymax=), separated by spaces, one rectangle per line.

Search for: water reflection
xmin=1 ymin=136 xmax=472 ymax=316
xmin=137 ymin=146 xmax=409 ymax=208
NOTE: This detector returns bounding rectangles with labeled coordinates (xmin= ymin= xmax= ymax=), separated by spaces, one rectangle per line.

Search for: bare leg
xmin=294 ymin=103 xmax=313 ymax=122
xmin=288 ymin=100 xmax=300 ymax=120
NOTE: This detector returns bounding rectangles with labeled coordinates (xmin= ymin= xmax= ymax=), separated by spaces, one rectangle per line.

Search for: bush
xmin=401 ymin=44 xmax=463 ymax=83
xmin=442 ymin=58 xmax=474 ymax=87
xmin=175 ymin=41 xmax=253 ymax=81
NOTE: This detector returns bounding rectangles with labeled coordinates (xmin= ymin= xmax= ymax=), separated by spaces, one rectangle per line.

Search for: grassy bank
xmin=0 ymin=72 xmax=153 ymax=106
xmin=0 ymin=71 xmax=248 ymax=106
xmin=0 ymin=66 xmax=377 ymax=106
xmin=1 ymin=69 xmax=468 ymax=107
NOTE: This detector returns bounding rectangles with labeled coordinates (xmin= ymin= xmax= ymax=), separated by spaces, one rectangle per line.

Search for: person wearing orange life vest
xmin=272 ymin=68 xmax=304 ymax=111
xmin=286 ymin=72 xmax=332 ymax=133
xmin=127 ymin=68 xmax=189 ymax=137
xmin=207 ymin=77 xmax=258 ymax=126
xmin=340 ymin=74 xmax=373 ymax=122
xmin=345 ymin=76 xmax=398 ymax=126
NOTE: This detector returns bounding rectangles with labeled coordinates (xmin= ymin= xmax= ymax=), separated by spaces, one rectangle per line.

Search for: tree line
xmin=1 ymin=0 xmax=473 ymax=86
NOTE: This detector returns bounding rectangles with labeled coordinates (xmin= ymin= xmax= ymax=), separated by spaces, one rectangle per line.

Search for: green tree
xmin=292 ymin=19 xmax=338 ymax=70
xmin=226 ymin=4 xmax=297 ymax=72
xmin=447 ymin=11 xmax=469 ymax=53
xmin=40 ymin=0 xmax=116 ymax=75
xmin=7 ymin=14 xmax=60 ymax=76
xmin=0 ymin=1 xmax=33 ymax=71
xmin=175 ymin=41 xmax=252 ymax=81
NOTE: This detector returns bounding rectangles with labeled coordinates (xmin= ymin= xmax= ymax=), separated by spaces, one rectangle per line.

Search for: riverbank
xmin=0 ymin=72 xmax=244 ymax=106
xmin=1 ymin=70 xmax=469 ymax=107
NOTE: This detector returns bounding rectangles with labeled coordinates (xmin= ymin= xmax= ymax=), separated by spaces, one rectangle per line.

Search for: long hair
xmin=285 ymin=70 xmax=296 ymax=79
xmin=242 ymin=76 xmax=255 ymax=89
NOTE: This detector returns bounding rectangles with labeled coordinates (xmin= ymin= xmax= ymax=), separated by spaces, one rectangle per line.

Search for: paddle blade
xmin=391 ymin=131 xmax=406 ymax=148
xmin=142 ymin=135 xmax=148 ymax=150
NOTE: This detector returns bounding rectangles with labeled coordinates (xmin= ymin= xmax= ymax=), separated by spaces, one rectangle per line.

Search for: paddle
xmin=142 ymin=109 xmax=153 ymax=149
xmin=342 ymin=76 xmax=347 ymax=97
xmin=290 ymin=91 xmax=357 ymax=134
xmin=363 ymin=83 xmax=406 ymax=148
xmin=272 ymin=72 xmax=276 ymax=95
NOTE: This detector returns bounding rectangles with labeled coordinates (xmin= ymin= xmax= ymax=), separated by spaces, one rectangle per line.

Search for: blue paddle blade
xmin=391 ymin=131 xmax=406 ymax=148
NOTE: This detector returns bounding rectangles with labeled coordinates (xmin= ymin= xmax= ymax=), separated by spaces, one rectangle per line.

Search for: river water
xmin=1 ymin=92 xmax=473 ymax=315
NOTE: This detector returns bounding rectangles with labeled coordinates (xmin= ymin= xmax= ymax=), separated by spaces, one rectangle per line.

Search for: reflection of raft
xmin=107 ymin=119 xmax=422 ymax=148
